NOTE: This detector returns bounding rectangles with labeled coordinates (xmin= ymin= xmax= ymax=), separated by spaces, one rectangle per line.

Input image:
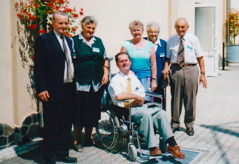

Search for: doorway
xmin=195 ymin=4 xmax=219 ymax=76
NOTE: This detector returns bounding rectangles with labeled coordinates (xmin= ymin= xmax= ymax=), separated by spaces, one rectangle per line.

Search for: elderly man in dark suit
xmin=34 ymin=12 xmax=77 ymax=164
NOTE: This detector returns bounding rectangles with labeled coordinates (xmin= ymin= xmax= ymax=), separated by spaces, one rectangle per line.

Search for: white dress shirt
xmin=166 ymin=32 xmax=203 ymax=64
xmin=108 ymin=71 xmax=145 ymax=108
xmin=53 ymin=30 xmax=74 ymax=83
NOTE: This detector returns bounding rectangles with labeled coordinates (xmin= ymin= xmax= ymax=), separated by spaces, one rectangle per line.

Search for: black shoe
xmin=172 ymin=127 xmax=179 ymax=133
xmin=56 ymin=156 xmax=77 ymax=163
xmin=186 ymin=127 xmax=194 ymax=136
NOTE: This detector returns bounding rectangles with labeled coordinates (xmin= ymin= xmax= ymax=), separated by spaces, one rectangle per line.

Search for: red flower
xmin=20 ymin=2 xmax=23 ymax=5
xmin=59 ymin=0 xmax=65 ymax=4
xmin=47 ymin=3 xmax=54 ymax=8
xmin=73 ymin=13 xmax=78 ymax=18
xmin=17 ymin=13 xmax=24 ymax=19
xmin=33 ymin=3 xmax=38 ymax=9
xmin=26 ymin=12 xmax=31 ymax=17
xmin=28 ymin=24 xmax=36 ymax=29
xmin=29 ymin=16 xmax=36 ymax=20
xmin=71 ymin=27 xmax=76 ymax=32
xmin=65 ymin=32 xmax=72 ymax=38
xmin=15 ymin=3 xmax=19 ymax=7
xmin=80 ymin=8 xmax=83 ymax=15
xmin=39 ymin=29 xmax=46 ymax=34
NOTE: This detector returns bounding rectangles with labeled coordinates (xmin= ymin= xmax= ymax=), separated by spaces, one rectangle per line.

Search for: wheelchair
xmin=96 ymin=86 xmax=166 ymax=161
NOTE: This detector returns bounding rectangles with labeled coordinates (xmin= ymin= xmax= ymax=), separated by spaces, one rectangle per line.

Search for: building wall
xmin=0 ymin=0 xmax=15 ymax=126
xmin=69 ymin=0 xmax=169 ymax=73
xmin=0 ymin=0 xmax=37 ymax=128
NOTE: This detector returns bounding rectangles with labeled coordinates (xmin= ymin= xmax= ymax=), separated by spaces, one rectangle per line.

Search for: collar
xmin=147 ymin=37 xmax=162 ymax=47
xmin=177 ymin=32 xmax=189 ymax=41
xmin=53 ymin=30 xmax=63 ymax=38
xmin=119 ymin=71 xmax=134 ymax=78
xmin=78 ymin=33 xmax=96 ymax=47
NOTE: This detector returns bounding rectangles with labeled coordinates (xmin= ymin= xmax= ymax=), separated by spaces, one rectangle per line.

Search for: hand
xmin=101 ymin=74 xmax=109 ymax=85
xmin=38 ymin=91 xmax=50 ymax=102
xmin=135 ymin=96 xmax=144 ymax=106
xmin=200 ymin=75 xmax=207 ymax=88
xmin=162 ymin=68 xmax=169 ymax=79
xmin=151 ymin=80 xmax=157 ymax=91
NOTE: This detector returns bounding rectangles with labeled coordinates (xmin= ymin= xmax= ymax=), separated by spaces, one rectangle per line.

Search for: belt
xmin=172 ymin=63 xmax=196 ymax=67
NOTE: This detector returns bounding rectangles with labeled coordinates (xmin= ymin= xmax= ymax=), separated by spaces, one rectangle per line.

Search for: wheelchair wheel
xmin=128 ymin=143 xmax=137 ymax=161
xmin=96 ymin=109 xmax=120 ymax=150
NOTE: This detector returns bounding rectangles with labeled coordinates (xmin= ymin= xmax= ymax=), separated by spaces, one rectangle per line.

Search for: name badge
xmin=187 ymin=46 xmax=193 ymax=50
xmin=159 ymin=53 xmax=165 ymax=57
xmin=93 ymin=47 xmax=100 ymax=53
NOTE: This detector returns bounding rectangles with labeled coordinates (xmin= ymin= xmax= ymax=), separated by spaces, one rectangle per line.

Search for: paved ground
xmin=0 ymin=63 xmax=239 ymax=164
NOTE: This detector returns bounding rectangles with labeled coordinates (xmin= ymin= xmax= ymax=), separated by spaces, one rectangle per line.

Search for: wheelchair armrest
xmin=145 ymin=91 xmax=163 ymax=99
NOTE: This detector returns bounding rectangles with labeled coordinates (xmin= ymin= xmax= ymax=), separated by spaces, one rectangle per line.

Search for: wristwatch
xmin=201 ymin=71 xmax=205 ymax=75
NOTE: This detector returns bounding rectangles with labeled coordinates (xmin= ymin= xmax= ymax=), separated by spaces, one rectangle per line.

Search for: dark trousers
xmin=169 ymin=64 xmax=199 ymax=128
xmin=43 ymin=82 xmax=75 ymax=161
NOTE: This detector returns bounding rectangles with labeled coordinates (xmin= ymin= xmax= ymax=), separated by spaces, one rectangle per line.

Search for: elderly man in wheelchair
xmin=107 ymin=52 xmax=185 ymax=159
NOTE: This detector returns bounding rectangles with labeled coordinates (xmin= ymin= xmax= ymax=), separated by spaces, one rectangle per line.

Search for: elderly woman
xmin=120 ymin=20 xmax=157 ymax=101
xmin=145 ymin=22 xmax=167 ymax=107
xmin=72 ymin=16 xmax=109 ymax=151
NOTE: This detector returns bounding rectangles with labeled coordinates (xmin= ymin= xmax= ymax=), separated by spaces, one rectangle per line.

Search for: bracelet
xmin=201 ymin=71 xmax=205 ymax=75
xmin=151 ymin=78 xmax=156 ymax=81
xmin=104 ymin=66 xmax=109 ymax=69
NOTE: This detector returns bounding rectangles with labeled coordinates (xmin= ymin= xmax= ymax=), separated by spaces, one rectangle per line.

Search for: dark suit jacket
xmin=34 ymin=31 xmax=74 ymax=102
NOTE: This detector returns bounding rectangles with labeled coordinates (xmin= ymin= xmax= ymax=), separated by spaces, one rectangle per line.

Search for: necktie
xmin=125 ymin=77 xmax=135 ymax=109
xmin=61 ymin=36 xmax=72 ymax=80
xmin=126 ymin=77 xmax=132 ymax=94
xmin=177 ymin=37 xmax=184 ymax=67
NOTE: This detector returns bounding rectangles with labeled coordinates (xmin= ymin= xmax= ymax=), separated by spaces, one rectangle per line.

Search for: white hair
xmin=146 ymin=21 xmax=160 ymax=32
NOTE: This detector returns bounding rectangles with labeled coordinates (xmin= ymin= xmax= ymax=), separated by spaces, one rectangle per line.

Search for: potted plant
xmin=226 ymin=8 xmax=239 ymax=62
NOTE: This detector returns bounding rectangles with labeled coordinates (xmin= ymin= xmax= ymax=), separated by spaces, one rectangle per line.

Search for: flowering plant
xmin=15 ymin=0 xmax=83 ymax=37
xmin=15 ymin=0 xmax=83 ymax=100
xmin=226 ymin=8 xmax=239 ymax=45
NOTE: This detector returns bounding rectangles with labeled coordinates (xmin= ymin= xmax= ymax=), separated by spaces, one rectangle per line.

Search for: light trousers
xmin=131 ymin=104 xmax=173 ymax=148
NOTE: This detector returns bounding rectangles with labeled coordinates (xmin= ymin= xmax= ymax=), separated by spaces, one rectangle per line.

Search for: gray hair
xmin=82 ymin=16 xmax=97 ymax=27
xmin=146 ymin=21 xmax=160 ymax=33
xmin=129 ymin=20 xmax=144 ymax=30
xmin=53 ymin=12 xmax=69 ymax=22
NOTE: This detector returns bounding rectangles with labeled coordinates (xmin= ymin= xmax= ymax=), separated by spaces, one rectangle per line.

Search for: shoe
xmin=56 ymin=156 xmax=77 ymax=163
xmin=150 ymin=147 xmax=162 ymax=156
xmin=186 ymin=127 xmax=194 ymax=136
xmin=172 ymin=127 xmax=179 ymax=133
xmin=166 ymin=145 xmax=185 ymax=159
xmin=73 ymin=144 xmax=84 ymax=152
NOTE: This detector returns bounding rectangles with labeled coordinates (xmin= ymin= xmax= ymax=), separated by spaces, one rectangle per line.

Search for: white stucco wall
xmin=0 ymin=0 xmax=14 ymax=125
xmin=0 ymin=0 xmax=37 ymax=127
xmin=69 ymin=0 xmax=169 ymax=73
